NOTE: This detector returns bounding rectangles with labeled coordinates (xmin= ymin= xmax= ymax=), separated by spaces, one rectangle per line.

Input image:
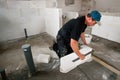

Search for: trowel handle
xmin=72 ymin=52 xmax=91 ymax=62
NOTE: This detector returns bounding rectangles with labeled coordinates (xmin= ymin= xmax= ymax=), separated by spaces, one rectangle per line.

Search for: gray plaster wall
xmin=95 ymin=0 xmax=120 ymax=12
xmin=57 ymin=0 xmax=81 ymax=12
xmin=57 ymin=0 xmax=120 ymax=13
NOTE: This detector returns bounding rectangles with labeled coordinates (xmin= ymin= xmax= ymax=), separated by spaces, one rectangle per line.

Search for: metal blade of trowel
xmin=72 ymin=51 xmax=92 ymax=62
xmin=60 ymin=45 xmax=93 ymax=73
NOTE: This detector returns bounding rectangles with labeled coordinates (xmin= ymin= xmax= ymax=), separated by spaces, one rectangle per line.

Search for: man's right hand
xmin=79 ymin=54 xmax=85 ymax=60
xmin=70 ymin=38 xmax=85 ymax=60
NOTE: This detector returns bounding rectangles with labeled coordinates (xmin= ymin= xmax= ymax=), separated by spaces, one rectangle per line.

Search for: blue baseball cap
xmin=90 ymin=10 xmax=101 ymax=22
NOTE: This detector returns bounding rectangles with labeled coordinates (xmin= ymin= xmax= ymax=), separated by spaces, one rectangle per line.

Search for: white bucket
xmin=85 ymin=34 xmax=92 ymax=44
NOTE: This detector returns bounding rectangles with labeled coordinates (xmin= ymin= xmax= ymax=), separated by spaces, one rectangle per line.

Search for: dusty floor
xmin=0 ymin=32 xmax=120 ymax=80
xmin=90 ymin=35 xmax=120 ymax=70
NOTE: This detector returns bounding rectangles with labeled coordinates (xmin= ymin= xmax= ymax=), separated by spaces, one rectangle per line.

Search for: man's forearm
xmin=80 ymin=33 xmax=87 ymax=45
xmin=70 ymin=38 xmax=85 ymax=60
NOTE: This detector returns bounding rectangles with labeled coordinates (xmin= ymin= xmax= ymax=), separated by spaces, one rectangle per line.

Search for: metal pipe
xmin=24 ymin=28 xmax=28 ymax=39
xmin=0 ymin=68 xmax=8 ymax=80
xmin=22 ymin=44 xmax=36 ymax=76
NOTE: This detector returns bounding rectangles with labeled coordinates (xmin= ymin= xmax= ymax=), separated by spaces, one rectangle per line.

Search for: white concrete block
xmin=45 ymin=8 xmax=62 ymax=38
xmin=7 ymin=1 xmax=30 ymax=9
xmin=0 ymin=8 xmax=20 ymax=19
xmin=7 ymin=1 xmax=46 ymax=9
xmin=21 ymin=8 xmax=38 ymax=17
xmin=0 ymin=7 xmax=46 ymax=41
xmin=63 ymin=11 xmax=79 ymax=24
xmin=60 ymin=45 xmax=92 ymax=73
xmin=0 ymin=0 xmax=7 ymax=8
xmin=29 ymin=1 xmax=46 ymax=8
xmin=37 ymin=54 xmax=50 ymax=63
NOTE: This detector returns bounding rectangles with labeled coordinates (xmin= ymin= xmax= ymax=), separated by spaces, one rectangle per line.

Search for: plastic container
xmin=85 ymin=34 xmax=92 ymax=44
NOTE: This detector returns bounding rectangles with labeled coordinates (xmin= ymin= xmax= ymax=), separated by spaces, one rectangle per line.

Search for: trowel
xmin=60 ymin=45 xmax=93 ymax=73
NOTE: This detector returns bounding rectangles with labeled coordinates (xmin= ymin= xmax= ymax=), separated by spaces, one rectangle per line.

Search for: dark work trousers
xmin=53 ymin=34 xmax=73 ymax=58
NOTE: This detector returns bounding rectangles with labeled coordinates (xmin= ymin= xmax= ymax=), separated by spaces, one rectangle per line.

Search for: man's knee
xmin=56 ymin=47 xmax=67 ymax=58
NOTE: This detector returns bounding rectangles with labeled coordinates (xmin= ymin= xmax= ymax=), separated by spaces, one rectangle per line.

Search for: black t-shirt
xmin=58 ymin=16 xmax=87 ymax=43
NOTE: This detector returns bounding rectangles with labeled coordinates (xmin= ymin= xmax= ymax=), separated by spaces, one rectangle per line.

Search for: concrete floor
xmin=0 ymin=32 xmax=120 ymax=80
xmin=90 ymin=35 xmax=120 ymax=71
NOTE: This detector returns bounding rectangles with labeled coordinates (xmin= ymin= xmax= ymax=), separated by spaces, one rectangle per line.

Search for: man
xmin=53 ymin=10 xmax=101 ymax=60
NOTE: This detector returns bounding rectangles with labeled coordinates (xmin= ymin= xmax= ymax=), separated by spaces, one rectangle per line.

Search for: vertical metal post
xmin=24 ymin=28 xmax=28 ymax=39
xmin=0 ymin=68 xmax=8 ymax=80
xmin=22 ymin=44 xmax=36 ymax=76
